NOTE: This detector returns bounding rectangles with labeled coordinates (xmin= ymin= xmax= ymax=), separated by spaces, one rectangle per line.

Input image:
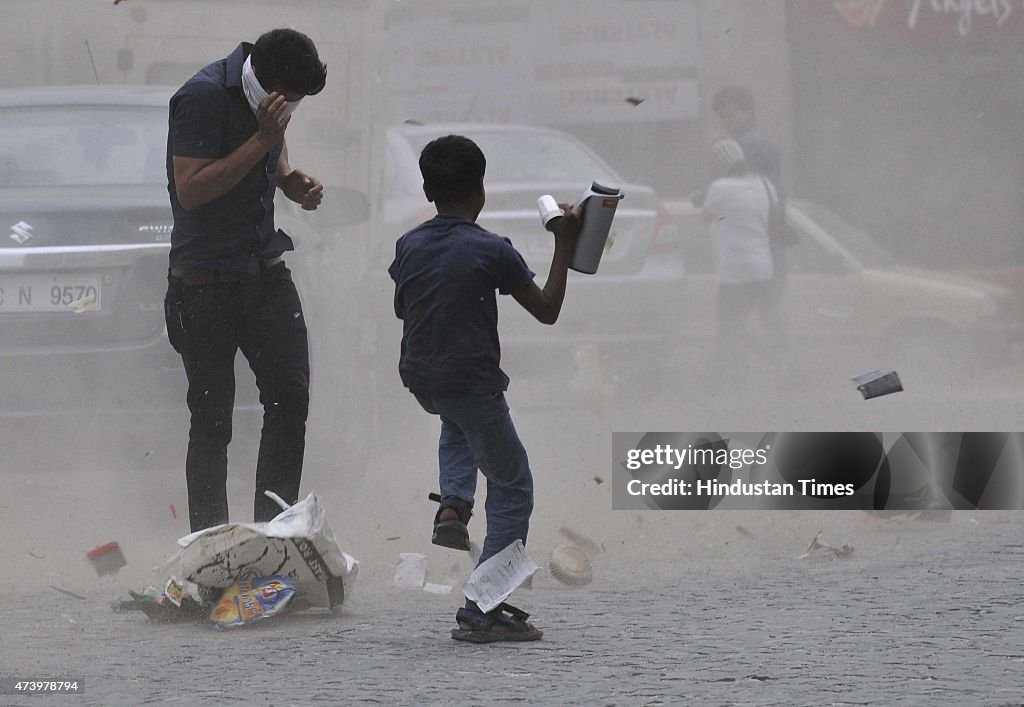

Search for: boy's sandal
xmin=428 ymin=492 xmax=472 ymax=551
xmin=451 ymin=602 xmax=543 ymax=643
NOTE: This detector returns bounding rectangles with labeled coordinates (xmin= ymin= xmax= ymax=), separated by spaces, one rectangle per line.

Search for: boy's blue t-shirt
xmin=388 ymin=214 xmax=536 ymax=395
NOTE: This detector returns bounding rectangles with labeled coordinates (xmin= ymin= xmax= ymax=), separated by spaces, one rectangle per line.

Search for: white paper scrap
xmin=393 ymin=553 xmax=427 ymax=589
xmin=462 ymin=540 xmax=539 ymax=613
xmin=69 ymin=294 xmax=96 ymax=313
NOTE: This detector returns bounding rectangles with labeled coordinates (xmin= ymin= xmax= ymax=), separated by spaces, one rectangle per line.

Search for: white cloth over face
xmin=703 ymin=173 xmax=774 ymax=285
xmin=241 ymin=54 xmax=303 ymax=116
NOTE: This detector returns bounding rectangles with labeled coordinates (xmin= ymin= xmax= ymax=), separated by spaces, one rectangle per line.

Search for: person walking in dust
xmin=702 ymin=138 xmax=786 ymax=389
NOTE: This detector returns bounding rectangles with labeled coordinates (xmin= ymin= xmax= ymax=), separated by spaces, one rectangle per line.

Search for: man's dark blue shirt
xmin=389 ymin=215 xmax=535 ymax=396
xmin=166 ymin=42 xmax=292 ymax=272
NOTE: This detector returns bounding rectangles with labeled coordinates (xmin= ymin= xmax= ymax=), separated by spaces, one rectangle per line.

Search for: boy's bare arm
xmin=512 ymin=204 xmax=581 ymax=325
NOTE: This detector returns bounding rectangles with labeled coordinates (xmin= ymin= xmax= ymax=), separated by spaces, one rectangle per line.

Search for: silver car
xmin=368 ymin=122 xmax=685 ymax=401
xmin=0 ymin=86 xmax=363 ymax=427
xmin=672 ymin=198 xmax=1020 ymax=389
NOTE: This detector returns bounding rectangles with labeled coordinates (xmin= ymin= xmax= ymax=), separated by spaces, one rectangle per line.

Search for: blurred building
xmin=697 ymin=0 xmax=1023 ymax=268
xmin=786 ymin=0 xmax=1024 ymax=267
xmin=1 ymin=0 xmax=1019 ymax=266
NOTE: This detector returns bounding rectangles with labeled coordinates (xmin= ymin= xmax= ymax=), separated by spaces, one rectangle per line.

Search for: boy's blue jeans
xmin=413 ymin=391 xmax=534 ymax=567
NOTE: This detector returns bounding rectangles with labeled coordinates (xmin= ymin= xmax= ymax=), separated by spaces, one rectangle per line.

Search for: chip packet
xmin=162 ymin=576 xmax=202 ymax=608
xmin=210 ymin=576 xmax=296 ymax=628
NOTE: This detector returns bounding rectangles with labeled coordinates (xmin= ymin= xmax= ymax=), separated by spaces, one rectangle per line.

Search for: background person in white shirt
xmin=702 ymin=138 xmax=786 ymax=389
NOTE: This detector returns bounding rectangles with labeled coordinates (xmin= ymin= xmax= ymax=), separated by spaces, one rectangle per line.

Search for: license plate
xmin=0 ymin=274 xmax=102 ymax=313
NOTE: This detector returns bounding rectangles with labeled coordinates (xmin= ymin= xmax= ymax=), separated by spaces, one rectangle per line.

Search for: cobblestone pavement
xmin=4 ymin=380 xmax=1024 ymax=706
xmin=2 ymin=510 xmax=1023 ymax=706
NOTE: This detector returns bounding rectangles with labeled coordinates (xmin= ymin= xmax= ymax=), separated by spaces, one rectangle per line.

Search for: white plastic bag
xmin=158 ymin=492 xmax=358 ymax=610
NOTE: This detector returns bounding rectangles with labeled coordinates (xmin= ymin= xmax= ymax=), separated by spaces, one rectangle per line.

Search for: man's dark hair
xmin=252 ymin=28 xmax=327 ymax=96
xmin=419 ymin=135 xmax=486 ymax=204
xmin=712 ymin=85 xmax=755 ymax=116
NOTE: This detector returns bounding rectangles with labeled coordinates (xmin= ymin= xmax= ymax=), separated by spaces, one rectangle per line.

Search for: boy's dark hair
xmin=712 ymin=85 xmax=755 ymax=116
xmin=419 ymin=135 xmax=486 ymax=204
xmin=252 ymin=28 xmax=327 ymax=96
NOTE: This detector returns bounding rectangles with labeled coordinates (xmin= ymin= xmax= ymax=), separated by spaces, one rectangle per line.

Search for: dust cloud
xmin=1 ymin=0 xmax=1022 ymax=601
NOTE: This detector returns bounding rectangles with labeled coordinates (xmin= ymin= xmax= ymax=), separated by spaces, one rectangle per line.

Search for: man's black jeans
xmin=164 ymin=263 xmax=310 ymax=532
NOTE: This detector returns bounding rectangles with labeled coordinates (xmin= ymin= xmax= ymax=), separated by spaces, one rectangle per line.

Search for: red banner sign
xmin=792 ymin=0 xmax=1024 ymax=41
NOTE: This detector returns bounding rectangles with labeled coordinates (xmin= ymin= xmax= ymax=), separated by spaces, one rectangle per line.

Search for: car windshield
xmin=791 ymin=200 xmax=893 ymax=269
xmin=404 ymin=130 xmax=620 ymax=184
xmin=0 ymin=106 xmax=167 ymax=187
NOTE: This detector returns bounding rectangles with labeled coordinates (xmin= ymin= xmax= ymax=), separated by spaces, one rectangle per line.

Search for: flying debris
xmin=798 ymin=531 xmax=854 ymax=559
xmin=851 ymin=368 xmax=903 ymax=399
xmin=549 ymin=543 xmax=593 ymax=586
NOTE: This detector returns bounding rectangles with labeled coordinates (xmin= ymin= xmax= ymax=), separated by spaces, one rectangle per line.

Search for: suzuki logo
xmin=10 ymin=220 xmax=34 ymax=245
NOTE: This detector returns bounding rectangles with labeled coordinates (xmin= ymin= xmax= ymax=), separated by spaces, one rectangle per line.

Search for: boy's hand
xmin=549 ymin=203 xmax=582 ymax=246
xmin=514 ymin=202 xmax=581 ymax=325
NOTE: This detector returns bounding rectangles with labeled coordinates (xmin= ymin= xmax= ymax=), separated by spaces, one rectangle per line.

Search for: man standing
xmin=702 ymin=138 xmax=783 ymax=387
xmin=710 ymin=84 xmax=793 ymax=375
xmin=711 ymin=85 xmax=784 ymax=202
xmin=164 ymin=29 xmax=327 ymax=532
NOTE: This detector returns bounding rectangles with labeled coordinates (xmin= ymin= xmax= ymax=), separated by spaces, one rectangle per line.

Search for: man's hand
xmin=281 ymin=169 xmax=324 ymax=211
xmin=255 ymin=92 xmax=291 ymax=148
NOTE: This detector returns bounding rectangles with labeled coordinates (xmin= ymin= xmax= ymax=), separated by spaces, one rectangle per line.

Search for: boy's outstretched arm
xmin=512 ymin=204 xmax=581 ymax=325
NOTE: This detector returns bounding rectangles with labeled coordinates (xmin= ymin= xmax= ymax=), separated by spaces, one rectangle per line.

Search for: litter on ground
xmin=798 ymin=531 xmax=854 ymax=559
xmin=113 ymin=492 xmax=358 ymax=627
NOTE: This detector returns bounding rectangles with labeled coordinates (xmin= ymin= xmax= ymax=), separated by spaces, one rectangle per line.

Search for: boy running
xmin=388 ymin=135 xmax=581 ymax=642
